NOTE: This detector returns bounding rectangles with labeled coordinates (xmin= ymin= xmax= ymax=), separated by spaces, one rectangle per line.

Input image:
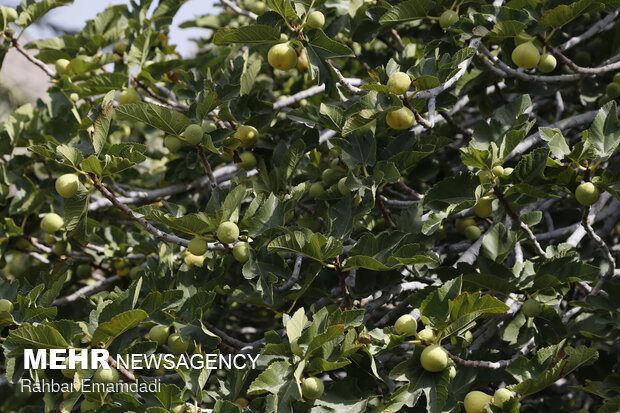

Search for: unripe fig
xmin=478 ymin=170 xmax=493 ymax=184
xmin=464 ymin=391 xmax=492 ymax=413
xmin=167 ymin=333 xmax=189 ymax=355
xmin=165 ymin=136 xmax=182 ymax=152
xmin=297 ymin=49 xmax=309 ymax=72
xmin=183 ymin=124 xmax=204 ymax=144
xmin=613 ymin=72 xmax=620 ymax=83
xmin=149 ymin=325 xmax=170 ymax=345
xmin=514 ymin=32 xmax=534 ymax=46
xmin=439 ymin=10 xmax=458 ymax=30
xmin=171 ymin=404 xmax=186 ymax=413
xmin=238 ymin=152 xmax=257 ymax=170
xmin=387 ymin=71 xmax=411 ymax=95
xmin=113 ymin=40 xmax=128 ymax=54
xmin=493 ymin=388 xmax=514 ymax=407
xmin=0 ymin=299 xmax=13 ymax=313
xmin=448 ymin=366 xmax=456 ymax=379
xmin=4 ymin=7 xmax=18 ymax=23
xmin=537 ymin=54 xmax=557 ymax=73
xmin=184 ymin=253 xmax=204 ymax=267
xmin=420 ymin=344 xmax=448 ymax=372
xmin=268 ymin=43 xmax=297 ymax=70
xmin=474 ymin=197 xmax=492 ymax=219
xmin=394 ymin=314 xmax=417 ymax=336
xmin=234 ymin=397 xmax=249 ymax=407
xmin=202 ymin=121 xmax=217 ymax=133
xmin=492 ymin=166 xmax=504 ymax=177
xmin=234 ymin=125 xmax=259 ymax=148
xmin=70 ymin=93 xmax=79 ymax=102
xmin=306 ymin=11 xmax=325 ymax=29
xmin=522 ymin=298 xmax=542 ymax=317
xmin=217 ymin=221 xmax=240 ymax=244
xmin=53 ymin=241 xmax=70 ymax=256
xmin=573 ymin=50 xmax=591 ymax=67
xmin=247 ymin=1 xmax=267 ymax=15
xmin=502 ymin=167 xmax=514 ymax=177
xmin=417 ymin=328 xmax=436 ymax=343
xmin=321 ymin=168 xmax=339 ymax=184
xmin=61 ymin=359 xmax=79 ymax=378
xmin=455 ymin=217 xmax=476 ymax=235
xmin=301 ymin=377 xmax=324 ymax=400
xmin=76 ymin=264 xmax=91 ymax=279
xmin=337 ymin=177 xmax=350 ymax=196
xmin=309 ymin=182 xmax=324 ymax=198
xmin=56 ymin=174 xmax=79 ymax=198
xmin=464 ymin=225 xmax=481 ymax=241
xmin=607 ymin=82 xmax=620 ymax=98
xmin=512 ymin=42 xmax=540 ymax=69
xmin=575 ymin=182 xmax=600 ymax=206
xmin=232 ymin=241 xmax=251 ymax=263
xmin=386 ymin=107 xmax=414 ymax=130
xmin=93 ymin=367 xmax=119 ymax=384
xmin=55 ymin=59 xmax=70 ymax=75
xmin=41 ymin=213 xmax=64 ymax=233
xmin=119 ymin=88 xmax=140 ymax=105
xmin=188 ymin=237 xmax=208 ymax=256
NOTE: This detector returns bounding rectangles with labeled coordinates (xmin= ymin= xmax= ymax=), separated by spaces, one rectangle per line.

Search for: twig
xmin=557 ymin=10 xmax=619 ymax=52
xmin=134 ymin=78 xmax=189 ymax=111
xmin=52 ymin=276 xmax=121 ymax=306
xmin=377 ymin=195 xmax=396 ymax=228
xmin=446 ymin=337 xmax=534 ymax=369
xmin=220 ymin=0 xmax=257 ymax=19
xmin=494 ymin=185 xmax=548 ymax=258
xmin=389 ymin=29 xmax=405 ymax=51
xmin=582 ymin=206 xmax=617 ymax=295
xmin=274 ymin=254 xmax=303 ymax=292
xmin=328 ymin=61 xmax=365 ymax=95
xmin=9 ymin=37 xmax=55 ymax=77
xmin=196 ymin=145 xmax=219 ymax=188
xmin=335 ymin=256 xmax=353 ymax=310
xmin=439 ymin=111 xmax=472 ymax=137
xmin=396 ymin=180 xmax=422 ymax=200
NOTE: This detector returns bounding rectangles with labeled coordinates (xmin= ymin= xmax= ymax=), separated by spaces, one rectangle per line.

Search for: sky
xmin=2 ymin=0 xmax=218 ymax=56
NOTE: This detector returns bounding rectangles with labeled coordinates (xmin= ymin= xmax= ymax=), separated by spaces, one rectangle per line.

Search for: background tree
xmin=1 ymin=0 xmax=620 ymax=412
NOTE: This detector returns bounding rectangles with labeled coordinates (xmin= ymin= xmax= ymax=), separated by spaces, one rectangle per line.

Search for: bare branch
xmin=9 ymin=37 xmax=55 ymax=77
xmin=220 ymin=0 xmax=257 ymax=20
xmin=274 ymin=254 xmax=303 ymax=292
xmin=197 ymin=144 xmax=219 ymax=188
xmin=52 ymin=276 xmax=121 ymax=306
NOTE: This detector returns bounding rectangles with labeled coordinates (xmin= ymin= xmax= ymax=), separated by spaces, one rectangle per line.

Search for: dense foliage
xmin=1 ymin=0 xmax=620 ymax=412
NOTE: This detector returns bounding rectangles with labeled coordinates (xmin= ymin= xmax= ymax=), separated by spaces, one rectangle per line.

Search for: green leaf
xmin=91 ymin=309 xmax=148 ymax=348
xmin=481 ymin=223 xmax=517 ymax=263
xmin=539 ymin=127 xmax=570 ymax=159
xmin=63 ymin=186 xmax=89 ymax=244
xmin=584 ymin=101 xmax=620 ymax=160
xmin=306 ymin=29 xmax=354 ymax=59
xmin=419 ymin=277 xmax=462 ymax=326
xmin=17 ymin=0 xmax=74 ymax=27
xmin=266 ymin=0 xmax=298 ymax=19
xmin=268 ymin=228 xmax=343 ymax=263
xmin=115 ymin=102 xmax=192 ymax=136
xmin=488 ymin=20 xmax=527 ymax=39
xmin=540 ymin=0 xmax=604 ymax=29
xmin=90 ymin=90 xmax=115 ymax=155
xmin=128 ymin=29 xmax=156 ymax=68
xmin=4 ymin=325 xmax=69 ymax=357
xmin=285 ymin=307 xmax=306 ymax=342
xmin=213 ymin=25 xmax=281 ymax=45
xmin=436 ymin=292 xmax=510 ymax=338
xmin=513 ymin=147 xmax=549 ymax=184
xmin=423 ymin=172 xmax=478 ymax=211
xmin=379 ymin=0 xmax=435 ymax=25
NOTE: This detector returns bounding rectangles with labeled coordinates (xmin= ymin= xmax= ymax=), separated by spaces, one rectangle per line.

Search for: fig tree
xmin=217 ymin=221 xmax=240 ymax=244
xmin=394 ymin=314 xmax=417 ymax=336
xmin=575 ymin=182 xmax=600 ymax=206
xmin=113 ymin=40 xmax=128 ymax=54
xmin=55 ymin=173 xmax=79 ymax=198
xmin=41 ymin=213 xmax=64 ymax=233
xmin=420 ymin=344 xmax=448 ymax=372
xmin=268 ymin=43 xmax=297 ymax=70
xmin=290 ymin=338 xmax=304 ymax=356
xmin=81 ymin=399 xmax=101 ymax=412
xmin=512 ymin=42 xmax=540 ymax=69
xmin=387 ymin=71 xmax=411 ymax=95
xmin=4 ymin=7 xmax=17 ymax=22
xmin=386 ymin=107 xmax=414 ymax=130
xmin=301 ymin=377 xmax=324 ymax=400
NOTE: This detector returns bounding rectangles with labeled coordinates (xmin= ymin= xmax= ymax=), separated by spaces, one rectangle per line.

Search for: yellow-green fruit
xmin=55 ymin=59 xmax=70 ymax=75
xmin=337 ymin=177 xmax=350 ymax=196
xmin=238 ymin=152 xmax=257 ymax=170
xmin=41 ymin=213 xmax=64 ymax=233
xmin=165 ymin=136 xmax=182 ymax=152
xmin=113 ymin=40 xmax=128 ymax=54
xmin=502 ymin=167 xmax=514 ymax=177
xmin=0 ymin=299 xmax=13 ymax=313
xmin=247 ymin=1 xmax=267 ymax=15
xmin=417 ymin=328 xmax=436 ymax=342
xmin=119 ymin=88 xmax=140 ymax=105
xmin=573 ymin=50 xmax=591 ymax=67
xmin=188 ymin=237 xmax=208 ymax=256
xmin=464 ymin=391 xmax=493 ymax=413
xmin=4 ymin=8 xmax=18 ymax=22
xmin=221 ymin=151 xmax=233 ymax=162
xmin=455 ymin=217 xmax=476 ymax=234
xmin=493 ymin=388 xmax=514 ymax=407
xmin=232 ymin=241 xmax=251 ymax=263
xmin=70 ymin=93 xmax=79 ymax=102
xmin=394 ymin=314 xmax=417 ymax=336
xmin=321 ymin=168 xmax=339 ymax=184
xmin=492 ymin=166 xmax=504 ymax=177
xmin=439 ymin=10 xmax=459 ymax=30
xmin=217 ymin=221 xmax=240 ymax=244
xmin=61 ymin=359 xmax=79 ymax=378
xmin=183 ymin=124 xmax=204 ymax=144
xmin=184 ymin=253 xmax=204 ymax=267
xmin=76 ymin=264 xmax=91 ymax=279
xmin=478 ymin=170 xmax=493 ymax=184
xmin=291 ymin=338 xmax=304 ymax=356
xmin=234 ymin=397 xmax=249 ymax=407
xmin=522 ymin=298 xmax=542 ymax=317
xmin=386 ymin=107 xmax=414 ymax=130
xmin=306 ymin=11 xmax=325 ymax=29
xmin=464 ymin=225 xmax=481 ymax=241
xmin=168 ymin=333 xmax=189 ymax=355
xmin=537 ymin=54 xmax=557 ymax=73
xmin=575 ymin=182 xmax=600 ymax=206
xmin=81 ymin=399 xmax=100 ymax=412
xmin=614 ymin=72 xmax=620 ymax=84
xmin=297 ymin=49 xmax=309 ymax=72
xmin=202 ymin=121 xmax=217 ymax=133
xmin=93 ymin=367 xmax=119 ymax=384
xmin=149 ymin=325 xmax=170 ymax=346
xmin=387 ymin=71 xmax=411 ymax=95
xmin=55 ymin=174 xmax=79 ymax=198
xmin=301 ymin=377 xmax=324 ymax=400
xmin=512 ymin=42 xmax=540 ymax=69
xmin=606 ymin=82 xmax=620 ymax=99
xmin=171 ymin=404 xmax=186 ymax=413
xmin=309 ymin=182 xmax=324 ymax=198
xmin=53 ymin=241 xmax=70 ymax=256
xmin=420 ymin=344 xmax=448 ymax=372
xmin=268 ymin=43 xmax=297 ymax=70
xmin=353 ymin=193 xmax=362 ymax=206
xmin=235 ymin=125 xmax=259 ymax=148
xmin=448 ymin=366 xmax=456 ymax=379
xmin=474 ymin=198 xmax=492 ymax=219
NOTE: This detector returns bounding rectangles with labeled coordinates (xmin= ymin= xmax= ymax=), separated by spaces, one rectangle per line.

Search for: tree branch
xmin=52 ymin=276 xmax=121 ymax=306
xmin=9 ymin=37 xmax=55 ymax=77
xmin=274 ymin=254 xmax=303 ymax=292
xmin=196 ymin=144 xmax=219 ymax=188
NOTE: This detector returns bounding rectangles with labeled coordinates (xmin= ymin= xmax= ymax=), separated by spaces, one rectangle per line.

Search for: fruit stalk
xmin=197 ymin=144 xmax=219 ymax=188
